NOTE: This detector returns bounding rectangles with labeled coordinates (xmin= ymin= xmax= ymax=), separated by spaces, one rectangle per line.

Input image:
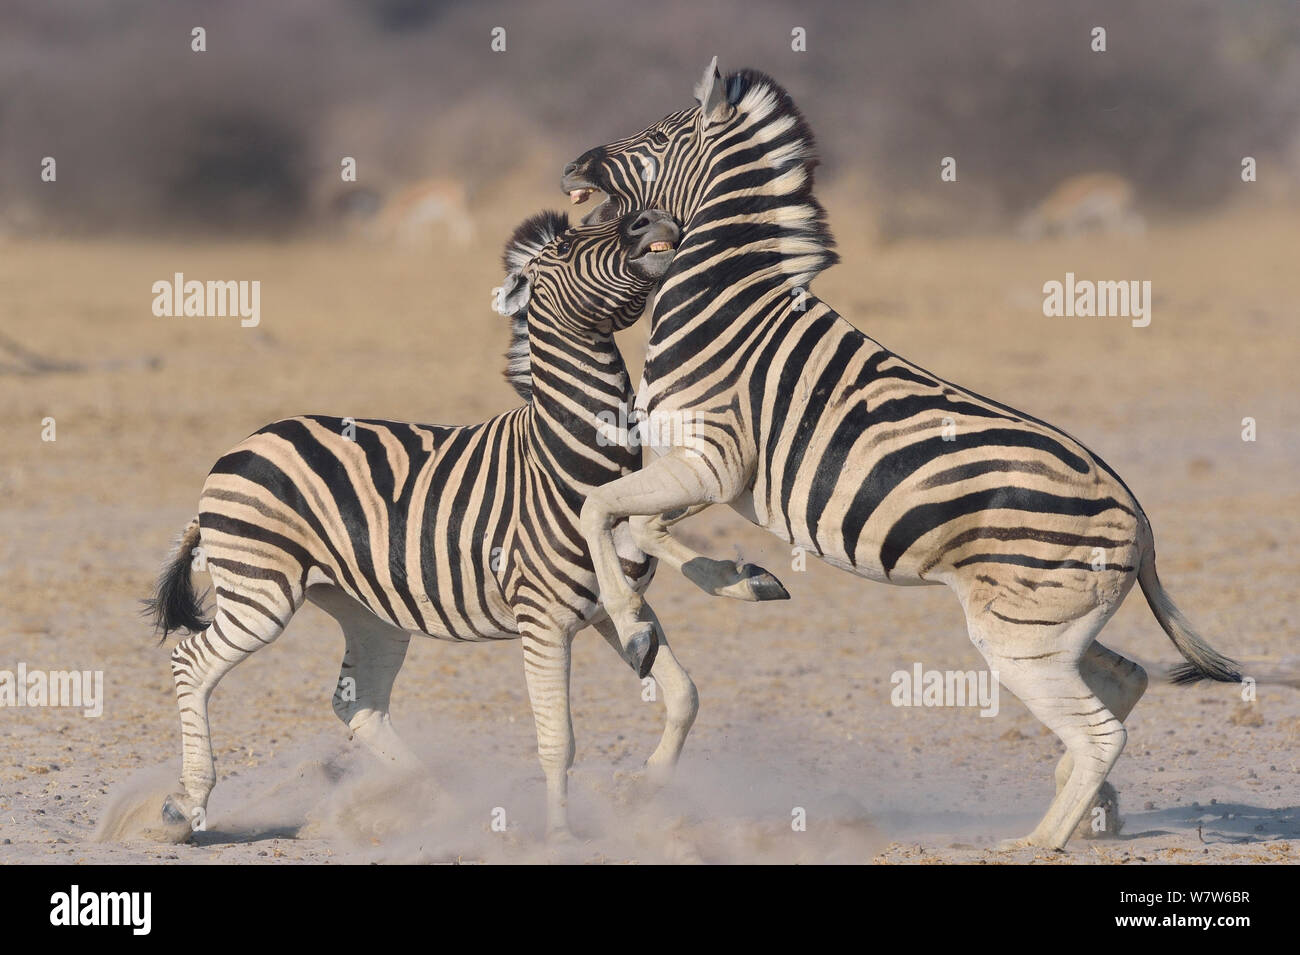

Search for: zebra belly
xmin=752 ymin=424 xmax=1139 ymax=590
xmin=305 ymin=564 xmax=517 ymax=641
xmin=755 ymin=508 xmax=933 ymax=586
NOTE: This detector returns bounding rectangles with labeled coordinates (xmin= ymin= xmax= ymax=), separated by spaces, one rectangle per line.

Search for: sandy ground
xmin=1 ymin=196 xmax=1297 ymax=864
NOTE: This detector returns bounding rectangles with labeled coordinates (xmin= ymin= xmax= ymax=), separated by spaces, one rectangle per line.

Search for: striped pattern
xmin=565 ymin=60 xmax=1240 ymax=850
xmin=150 ymin=209 xmax=699 ymax=840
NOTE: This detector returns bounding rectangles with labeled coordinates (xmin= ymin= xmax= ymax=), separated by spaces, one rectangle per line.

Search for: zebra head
xmin=495 ymin=208 xmax=680 ymax=400
xmin=561 ymin=57 xmax=833 ymax=267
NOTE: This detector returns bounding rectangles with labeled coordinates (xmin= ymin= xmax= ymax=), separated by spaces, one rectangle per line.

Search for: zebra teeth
xmin=570 ymin=188 xmax=595 ymax=204
xmin=648 ymin=241 xmax=673 ymax=252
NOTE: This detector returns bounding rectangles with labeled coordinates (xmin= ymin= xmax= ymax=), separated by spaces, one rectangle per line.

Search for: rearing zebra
xmin=561 ymin=59 xmax=1242 ymax=850
xmin=147 ymin=207 xmax=717 ymax=840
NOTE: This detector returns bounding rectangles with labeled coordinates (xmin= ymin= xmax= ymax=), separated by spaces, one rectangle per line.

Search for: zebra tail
xmin=143 ymin=516 xmax=211 ymax=642
xmin=1137 ymin=547 xmax=1241 ymax=685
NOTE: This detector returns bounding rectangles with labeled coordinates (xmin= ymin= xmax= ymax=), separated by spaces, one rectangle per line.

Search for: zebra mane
xmin=498 ymin=210 xmax=570 ymax=401
xmin=713 ymin=68 xmax=840 ymax=287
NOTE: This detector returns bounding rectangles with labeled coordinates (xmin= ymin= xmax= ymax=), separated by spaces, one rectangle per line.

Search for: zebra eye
xmin=649 ymin=130 xmax=669 ymax=148
xmin=556 ymin=240 xmax=572 ymax=255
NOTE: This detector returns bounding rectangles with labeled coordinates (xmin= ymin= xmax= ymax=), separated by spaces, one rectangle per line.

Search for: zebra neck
xmin=643 ymin=285 xmax=840 ymax=403
xmin=648 ymin=249 xmax=811 ymax=355
xmin=522 ymin=330 xmax=639 ymax=487
xmin=650 ymin=74 xmax=837 ymax=343
xmin=648 ymin=211 xmax=835 ymax=350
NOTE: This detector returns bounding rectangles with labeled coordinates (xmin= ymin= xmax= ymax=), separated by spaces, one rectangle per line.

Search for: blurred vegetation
xmin=1 ymin=0 xmax=1296 ymax=235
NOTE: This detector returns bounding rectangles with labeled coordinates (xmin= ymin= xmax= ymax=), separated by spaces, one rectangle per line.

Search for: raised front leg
xmin=630 ymin=511 xmax=789 ymax=602
xmin=581 ymin=448 xmax=749 ymax=676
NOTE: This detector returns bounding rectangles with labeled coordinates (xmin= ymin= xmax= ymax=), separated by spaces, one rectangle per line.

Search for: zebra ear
xmin=495 ymin=271 xmax=531 ymax=316
xmin=693 ymin=55 xmax=732 ymax=128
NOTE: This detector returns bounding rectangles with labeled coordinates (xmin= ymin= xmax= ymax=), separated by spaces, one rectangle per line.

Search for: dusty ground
xmin=1 ymin=194 xmax=1297 ymax=864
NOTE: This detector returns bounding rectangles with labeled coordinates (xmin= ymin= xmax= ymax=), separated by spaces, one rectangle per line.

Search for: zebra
xmin=144 ymin=206 xmax=775 ymax=842
xmin=560 ymin=59 xmax=1243 ymax=850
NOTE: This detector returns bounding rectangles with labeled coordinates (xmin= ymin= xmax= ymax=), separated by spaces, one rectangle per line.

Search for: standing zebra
xmin=561 ymin=60 xmax=1242 ymax=850
xmin=145 ymin=207 xmax=749 ymax=842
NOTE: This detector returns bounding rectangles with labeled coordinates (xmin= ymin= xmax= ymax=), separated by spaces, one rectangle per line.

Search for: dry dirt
xmin=1 ymin=193 xmax=1297 ymax=864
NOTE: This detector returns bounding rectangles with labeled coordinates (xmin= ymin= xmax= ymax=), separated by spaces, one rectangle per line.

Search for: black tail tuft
xmin=143 ymin=518 xmax=210 ymax=642
xmin=1167 ymin=662 xmax=1216 ymax=686
xmin=1139 ymin=549 xmax=1241 ymax=685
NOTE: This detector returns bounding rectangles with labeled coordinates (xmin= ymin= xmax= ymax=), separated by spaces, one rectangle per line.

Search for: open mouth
xmin=562 ymin=172 xmax=615 ymax=223
xmin=562 ymin=172 xmax=601 ymax=206
xmin=631 ymin=238 xmax=678 ymax=260
xmin=630 ymin=221 xmax=681 ymax=264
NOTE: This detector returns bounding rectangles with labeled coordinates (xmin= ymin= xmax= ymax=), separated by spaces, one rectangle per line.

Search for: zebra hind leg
xmin=308 ymin=584 xmax=422 ymax=775
xmin=161 ymin=596 xmax=291 ymax=842
xmin=1053 ymin=641 xmax=1147 ymax=839
xmin=966 ymin=603 xmax=1129 ymax=850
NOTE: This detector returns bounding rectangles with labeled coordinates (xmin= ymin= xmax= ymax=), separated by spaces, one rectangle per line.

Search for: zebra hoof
xmin=637 ymin=759 xmax=675 ymax=792
xmin=161 ymin=794 xmax=189 ymax=826
xmin=994 ymin=836 xmax=1034 ymax=852
xmin=1075 ymin=782 xmax=1122 ymax=839
xmin=626 ymin=623 xmax=659 ymax=679
xmin=154 ymin=794 xmax=196 ymax=844
xmin=739 ymin=564 xmax=790 ymax=601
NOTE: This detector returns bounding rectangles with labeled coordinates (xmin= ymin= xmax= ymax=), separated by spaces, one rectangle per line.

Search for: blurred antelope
xmin=1017 ymin=173 xmax=1144 ymax=240
xmin=370 ymin=177 xmax=476 ymax=245
xmin=316 ymin=177 xmax=476 ymax=246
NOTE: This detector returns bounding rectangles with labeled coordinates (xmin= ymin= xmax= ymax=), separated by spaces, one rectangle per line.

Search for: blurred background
xmin=2 ymin=0 xmax=1299 ymax=239
xmin=2 ymin=0 xmax=1298 ymax=863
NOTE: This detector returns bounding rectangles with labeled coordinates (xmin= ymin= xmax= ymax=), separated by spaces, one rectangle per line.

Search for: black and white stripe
xmin=564 ymin=59 xmax=1241 ymax=850
xmin=146 ymin=208 xmax=698 ymax=839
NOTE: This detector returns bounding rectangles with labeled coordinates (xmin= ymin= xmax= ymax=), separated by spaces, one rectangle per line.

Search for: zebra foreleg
xmin=581 ymin=448 xmax=744 ymax=678
xmin=519 ymin=618 xmax=577 ymax=839
xmin=594 ymin=611 xmax=698 ymax=785
xmin=309 ymin=585 xmax=423 ymax=775
xmin=629 ymin=513 xmax=789 ymax=602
